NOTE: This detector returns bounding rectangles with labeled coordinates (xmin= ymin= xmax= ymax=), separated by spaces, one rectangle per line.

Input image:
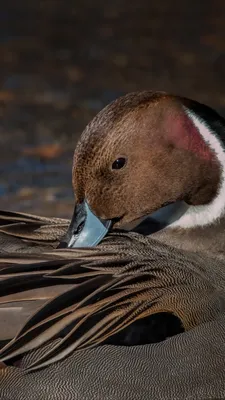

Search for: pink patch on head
xmin=166 ymin=111 xmax=214 ymax=161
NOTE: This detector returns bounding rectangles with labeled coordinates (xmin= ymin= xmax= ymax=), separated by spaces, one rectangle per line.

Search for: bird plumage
xmin=0 ymin=211 xmax=224 ymax=373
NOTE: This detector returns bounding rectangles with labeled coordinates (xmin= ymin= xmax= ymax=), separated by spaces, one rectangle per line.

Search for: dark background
xmin=0 ymin=0 xmax=224 ymax=217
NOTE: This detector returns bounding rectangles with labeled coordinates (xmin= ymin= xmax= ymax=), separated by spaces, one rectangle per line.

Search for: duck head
xmin=64 ymin=91 xmax=225 ymax=247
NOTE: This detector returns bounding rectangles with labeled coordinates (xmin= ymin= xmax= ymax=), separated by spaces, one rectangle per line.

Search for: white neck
xmin=170 ymin=107 xmax=225 ymax=229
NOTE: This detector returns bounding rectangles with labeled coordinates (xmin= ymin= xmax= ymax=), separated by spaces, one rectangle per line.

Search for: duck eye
xmin=112 ymin=157 xmax=127 ymax=170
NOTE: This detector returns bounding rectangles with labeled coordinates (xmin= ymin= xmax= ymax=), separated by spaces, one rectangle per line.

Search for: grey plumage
xmin=0 ymin=210 xmax=225 ymax=399
xmin=1 ymin=318 xmax=225 ymax=400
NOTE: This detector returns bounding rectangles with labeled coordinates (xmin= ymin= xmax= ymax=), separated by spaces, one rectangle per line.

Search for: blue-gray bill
xmin=62 ymin=199 xmax=188 ymax=249
xmin=67 ymin=201 xmax=112 ymax=248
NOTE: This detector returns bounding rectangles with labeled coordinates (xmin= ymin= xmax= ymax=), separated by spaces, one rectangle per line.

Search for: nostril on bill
xmin=74 ymin=219 xmax=85 ymax=236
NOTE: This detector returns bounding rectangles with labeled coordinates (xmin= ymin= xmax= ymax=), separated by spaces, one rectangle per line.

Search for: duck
xmin=0 ymin=91 xmax=225 ymax=398
xmin=62 ymin=91 xmax=225 ymax=261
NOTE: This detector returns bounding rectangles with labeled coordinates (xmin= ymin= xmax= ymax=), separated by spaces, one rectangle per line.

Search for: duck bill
xmin=65 ymin=201 xmax=112 ymax=248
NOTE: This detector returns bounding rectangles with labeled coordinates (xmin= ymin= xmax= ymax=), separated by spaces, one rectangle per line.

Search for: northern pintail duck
xmin=62 ymin=91 xmax=225 ymax=259
xmin=0 ymin=91 xmax=225 ymax=398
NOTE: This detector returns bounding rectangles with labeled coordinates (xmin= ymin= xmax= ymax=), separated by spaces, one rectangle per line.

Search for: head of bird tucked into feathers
xmin=64 ymin=91 xmax=223 ymax=248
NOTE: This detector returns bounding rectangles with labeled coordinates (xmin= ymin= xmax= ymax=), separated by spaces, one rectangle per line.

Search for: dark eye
xmin=112 ymin=157 xmax=127 ymax=170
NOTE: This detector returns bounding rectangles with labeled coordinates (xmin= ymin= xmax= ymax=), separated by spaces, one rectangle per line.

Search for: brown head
xmin=64 ymin=91 xmax=223 ymax=248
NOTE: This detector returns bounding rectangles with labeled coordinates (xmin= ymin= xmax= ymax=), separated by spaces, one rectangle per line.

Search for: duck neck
xmin=153 ymin=215 xmax=225 ymax=258
xmin=171 ymin=108 xmax=225 ymax=229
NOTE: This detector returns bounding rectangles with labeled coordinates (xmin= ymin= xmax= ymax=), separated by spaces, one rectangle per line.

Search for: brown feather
xmin=0 ymin=227 xmax=224 ymax=370
xmin=0 ymin=210 xmax=69 ymax=253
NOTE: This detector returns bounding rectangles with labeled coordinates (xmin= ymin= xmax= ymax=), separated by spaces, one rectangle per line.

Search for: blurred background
xmin=0 ymin=0 xmax=224 ymax=218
